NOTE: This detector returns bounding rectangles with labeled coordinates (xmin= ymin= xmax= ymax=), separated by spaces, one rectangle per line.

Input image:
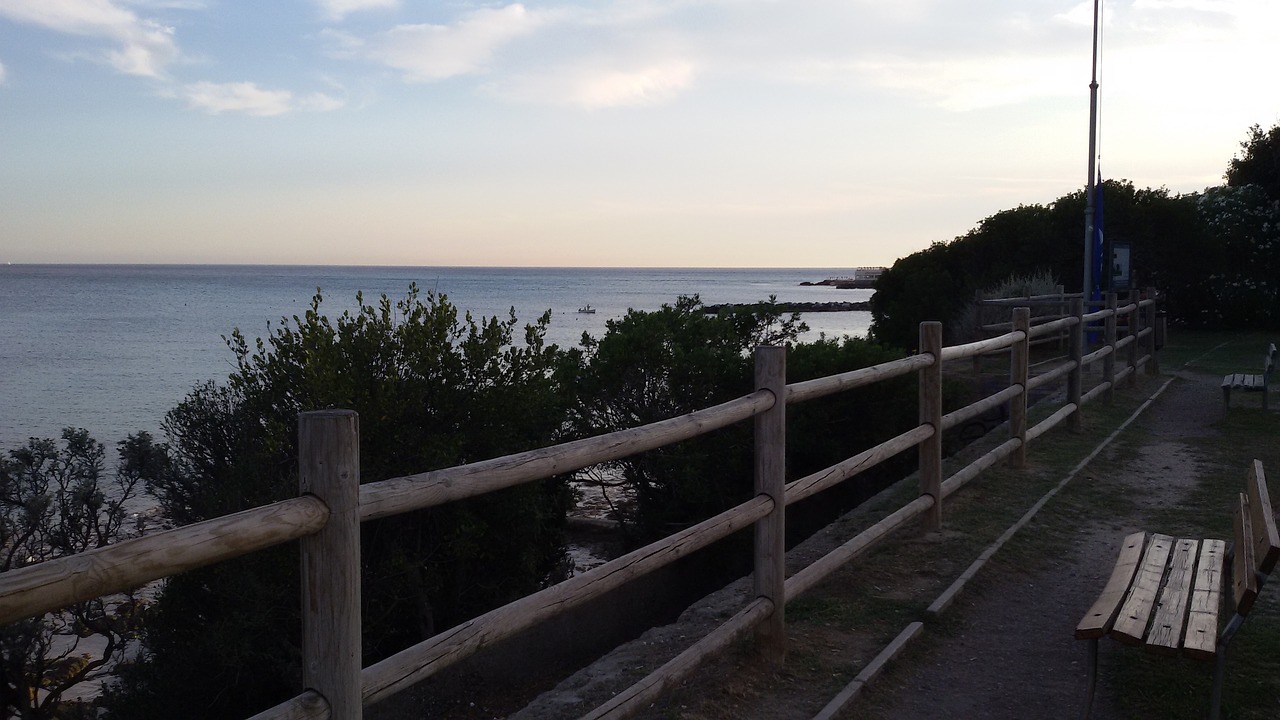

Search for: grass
xmin=1103 ymin=332 xmax=1280 ymax=720
xmin=650 ymin=329 xmax=1280 ymax=719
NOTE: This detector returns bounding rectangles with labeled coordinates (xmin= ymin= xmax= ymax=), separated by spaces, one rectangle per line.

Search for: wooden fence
xmin=0 ymin=291 xmax=1164 ymax=719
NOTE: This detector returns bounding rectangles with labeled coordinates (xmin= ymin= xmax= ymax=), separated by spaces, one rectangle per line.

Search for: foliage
xmin=104 ymin=286 xmax=574 ymax=719
xmin=1190 ymin=184 xmax=1280 ymax=328
xmin=568 ymin=295 xmax=805 ymax=537
xmin=867 ymin=168 xmax=1280 ymax=344
xmin=784 ymin=336 xmax=917 ymax=482
xmin=978 ymin=270 xmax=1062 ymax=300
xmin=0 ymin=429 xmax=146 ymax=720
xmin=1226 ymin=123 xmax=1280 ymax=202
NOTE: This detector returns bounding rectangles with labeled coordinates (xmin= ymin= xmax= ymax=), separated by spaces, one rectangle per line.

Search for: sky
xmin=1 ymin=0 xmax=1277 ymax=268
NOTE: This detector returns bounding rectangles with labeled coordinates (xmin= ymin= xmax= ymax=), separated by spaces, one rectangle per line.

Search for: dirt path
xmin=514 ymin=369 xmax=1234 ymax=720
xmin=860 ymin=370 xmax=1223 ymax=719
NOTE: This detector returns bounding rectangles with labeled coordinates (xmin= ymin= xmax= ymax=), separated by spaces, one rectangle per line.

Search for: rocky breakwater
xmin=702 ymin=300 xmax=870 ymax=314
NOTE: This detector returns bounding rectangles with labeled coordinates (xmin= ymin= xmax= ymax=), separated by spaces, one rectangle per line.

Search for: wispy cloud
xmin=315 ymin=0 xmax=399 ymax=22
xmin=0 ymin=0 xmax=179 ymax=78
xmin=328 ymin=3 xmax=543 ymax=81
xmin=491 ymin=60 xmax=696 ymax=108
xmin=0 ymin=59 xmax=6 ymax=84
xmin=181 ymin=81 xmax=345 ymax=116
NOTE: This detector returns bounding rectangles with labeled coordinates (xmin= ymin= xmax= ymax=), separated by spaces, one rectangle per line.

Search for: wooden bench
xmin=1076 ymin=459 xmax=1279 ymax=720
xmin=1222 ymin=343 xmax=1276 ymax=410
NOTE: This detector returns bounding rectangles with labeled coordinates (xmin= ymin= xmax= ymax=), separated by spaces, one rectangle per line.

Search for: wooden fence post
xmin=1010 ymin=307 xmax=1030 ymax=467
xmin=1056 ymin=285 xmax=1067 ymax=353
xmin=919 ymin=322 xmax=943 ymax=532
xmin=1145 ymin=287 xmax=1159 ymax=376
xmin=299 ymin=410 xmax=362 ymax=720
xmin=1068 ymin=297 xmax=1084 ymax=432
xmin=753 ymin=346 xmax=786 ymax=661
xmin=1103 ymin=292 xmax=1117 ymax=403
xmin=1126 ymin=290 xmax=1140 ymax=387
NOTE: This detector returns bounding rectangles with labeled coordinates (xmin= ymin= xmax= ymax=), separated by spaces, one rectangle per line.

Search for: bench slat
xmin=1183 ymin=539 xmax=1225 ymax=660
xmin=1247 ymin=460 xmax=1280 ymax=575
xmin=1113 ymin=533 xmax=1175 ymax=645
xmin=1075 ymin=531 xmax=1147 ymax=640
xmin=1233 ymin=493 xmax=1259 ymax=615
xmin=1145 ymin=538 xmax=1199 ymax=655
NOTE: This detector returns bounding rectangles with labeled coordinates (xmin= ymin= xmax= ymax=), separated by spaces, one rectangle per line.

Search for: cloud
xmin=849 ymin=53 xmax=1078 ymax=112
xmin=0 ymin=0 xmax=179 ymax=77
xmin=181 ymin=81 xmax=345 ymax=116
xmin=571 ymin=62 xmax=694 ymax=108
xmin=334 ymin=4 xmax=542 ymax=81
xmin=492 ymin=60 xmax=695 ymax=108
xmin=315 ymin=0 xmax=399 ymax=22
xmin=0 ymin=60 xmax=6 ymax=84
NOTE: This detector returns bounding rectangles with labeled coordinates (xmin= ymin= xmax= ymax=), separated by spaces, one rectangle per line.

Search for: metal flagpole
xmin=1082 ymin=0 xmax=1101 ymax=301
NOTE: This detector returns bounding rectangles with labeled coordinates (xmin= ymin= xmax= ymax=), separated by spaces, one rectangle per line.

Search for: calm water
xmin=0 ymin=265 xmax=872 ymax=451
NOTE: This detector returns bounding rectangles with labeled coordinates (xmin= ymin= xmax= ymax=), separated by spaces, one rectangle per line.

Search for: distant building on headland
xmin=801 ymin=267 xmax=886 ymax=290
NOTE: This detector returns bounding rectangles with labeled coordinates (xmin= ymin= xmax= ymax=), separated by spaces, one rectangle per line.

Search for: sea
xmin=0 ymin=264 xmax=873 ymax=454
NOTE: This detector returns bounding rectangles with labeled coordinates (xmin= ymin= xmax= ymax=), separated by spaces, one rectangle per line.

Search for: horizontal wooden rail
xmin=247 ymin=690 xmax=329 ymax=720
xmin=1082 ymin=308 xmax=1112 ymax=322
xmin=979 ymin=293 xmax=1079 ymax=306
xmin=941 ymin=386 xmax=1020 ymax=432
xmin=784 ymin=426 xmax=934 ymax=505
xmin=359 ymin=391 xmax=775 ymax=521
xmin=784 ymin=495 xmax=935 ymax=600
xmin=982 ymin=313 xmax=1073 ymax=334
xmin=940 ymin=331 xmax=1022 ymax=361
xmin=1026 ymin=404 xmax=1076 ymax=443
xmin=1082 ymin=344 xmax=1113 ymax=365
xmin=360 ymin=494 xmax=773 ymax=704
xmin=1114 ymin=365 xmax=1135 ymax=386
xmin=1028 ymin=359 xmax=1077 ymax=393
xmin=582 ymin=597 xmax=774 ymax=720
xmin=940 ymin=438 xmax=1022 ymax=498
xmin=1028 ymin=315 xmax=1079 ymax=338
xmin=1115 ymin=334 xmax=1136 ymax=350
xmin=0 ymin=497 xmax=328 ymax=626
xmin=786 ymin=354 xmax=932 ymax=404
xmin=1081 ymin=381 xmax=1111 ymax=405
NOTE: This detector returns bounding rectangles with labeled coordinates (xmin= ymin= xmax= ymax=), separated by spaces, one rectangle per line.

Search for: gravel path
xmin=863 ymin=370 xmax=1224 ymax=719
xmin=512 ymin=368 xmax=1235 ymax=720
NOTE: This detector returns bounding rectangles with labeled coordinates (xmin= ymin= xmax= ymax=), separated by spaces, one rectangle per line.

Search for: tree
xmin=0 ymin=429 xmax=147 ymax=720
xmin=1191 ymin=184 xmax=1280 ymax=328
xmin=868 ymin=180 xmax=1230 ymax=345
xmin=1227 ymin=123 xmax=1280 ymax=202
xmin=105 ymin=286 xmax=575 ymax=718
xmin=568 ymin=296 xmax=805 ymax=538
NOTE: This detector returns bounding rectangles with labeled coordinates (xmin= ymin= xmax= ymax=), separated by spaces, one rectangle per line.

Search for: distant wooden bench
xmin=1222 ymin=343 xmax=1276 ymax=410
xmin=1075 ymin=460 xmax=1279 ymax=720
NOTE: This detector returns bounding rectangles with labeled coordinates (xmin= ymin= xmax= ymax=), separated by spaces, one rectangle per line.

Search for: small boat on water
xmin=578 ymin=304 xmax=596 ymax=314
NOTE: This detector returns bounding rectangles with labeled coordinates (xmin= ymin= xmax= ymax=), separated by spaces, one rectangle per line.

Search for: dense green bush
xmin=104 ymin=287 xmax=574 ymax=718
xmin=567 ymin=295 xmax=805 ymax=538
xmin=0 ymin=430 xmax=146 ymax=720
xmin=871 ymin=123 xmax=1280 ymax=343
xmin=785 ymin=336 xmax=917 ymax=481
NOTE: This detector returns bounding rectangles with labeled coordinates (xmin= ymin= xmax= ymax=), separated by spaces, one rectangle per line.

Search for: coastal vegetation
xmin=869 ymin=122 xmax=1280 ymax=348
xmin=0 ymin=430 xmax=147 ymax=720
xmin=2 ymin=122 xmax=1277 ymax=718
xmin=104 ymin=287 xmax=576 ymax=718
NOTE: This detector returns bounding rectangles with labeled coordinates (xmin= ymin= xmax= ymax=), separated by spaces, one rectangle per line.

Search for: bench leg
xmin=1080 ymin=638 xmax=1098 ymax=720
xmin=1222 ymin=385 xmax=1230 ymax=408
xmin=1210 ymin=646 xmax=1227 ymax=720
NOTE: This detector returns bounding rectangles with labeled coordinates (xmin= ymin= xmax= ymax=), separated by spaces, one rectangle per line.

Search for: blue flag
xmin=1091 ymin=175 xmax=1105 ymax=301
